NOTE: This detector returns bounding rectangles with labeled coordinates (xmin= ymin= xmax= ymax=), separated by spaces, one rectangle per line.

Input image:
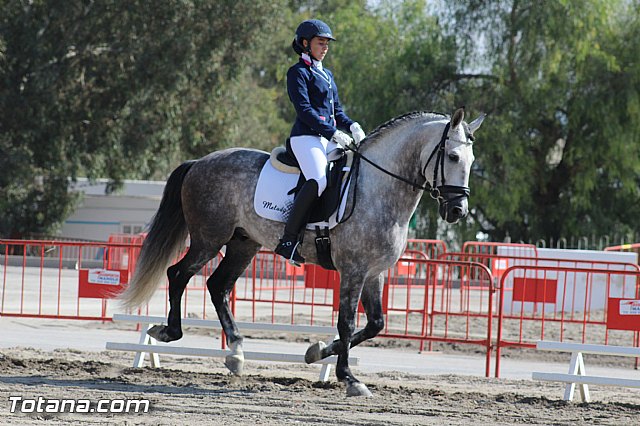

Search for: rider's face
xmin=306 ymin=37 xmax=330 ymax=61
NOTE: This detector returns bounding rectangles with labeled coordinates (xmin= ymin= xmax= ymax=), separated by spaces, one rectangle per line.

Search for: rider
xmin=274 ymin=19 xmax=366 ymax=266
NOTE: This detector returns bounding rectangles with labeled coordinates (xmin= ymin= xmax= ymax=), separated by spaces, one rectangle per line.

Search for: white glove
xmin=350 ymin=122 xmax=366 ymax=145
xmin=331 ymin=129 xmax=353 ymax=149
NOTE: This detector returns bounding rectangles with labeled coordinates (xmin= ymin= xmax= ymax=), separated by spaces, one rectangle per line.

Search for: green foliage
xmin=443 ymin=0 xmax=640 ymax=244
xmin=323 ymin=0 xmax=458 ymax=129
xmin=0 ymin=0 xmax=285 ymax=237
xmin=1 ymin=0 xmax=639 ymax=247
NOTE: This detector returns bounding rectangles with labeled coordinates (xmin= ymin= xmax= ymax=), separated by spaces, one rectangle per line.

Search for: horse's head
xmin=421 ymin=108 xmax=484 ymax=223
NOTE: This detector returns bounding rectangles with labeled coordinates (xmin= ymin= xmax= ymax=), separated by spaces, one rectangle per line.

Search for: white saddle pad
xmin=253 ymin=160 xmax=352 ymax=230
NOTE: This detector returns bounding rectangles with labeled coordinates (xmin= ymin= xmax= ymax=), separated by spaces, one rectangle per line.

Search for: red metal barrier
xmin=106 ymin=233 xmax=145 ymax=272
xmin=406 ymin=239 xmax=447 ymax=259
xmin=232 ymin=251 xmax=333 ymax=325
xmin=494 ymin=265 xmax=640 ymax=377
xmin=378 ymin=258 xmax=495 ymax=377
xmin=117 ymin=239 xmax=444 ymax=325
xmin=0 ymin=239 xmax=142 ymax=321
xmin=440 ymin=251 xmax=638 ymax=291
xmin=146 ymin=252 xmax=497 ymax=376
xmin=1 ymin=238 xmax=496 ymax=377
xmin=604 ymin=243 xmax=640 ymax=252
xmin=234 ymin=255 xmax=496 ymax=376
xmin=462 ymin=241 xmax=538 ymax=256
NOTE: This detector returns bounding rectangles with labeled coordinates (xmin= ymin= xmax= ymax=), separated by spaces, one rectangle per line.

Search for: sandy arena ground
xmin=1 ymin=342 xmax=640 ymax=425
xmin=2 ymin=261 xmax=640 ymax=424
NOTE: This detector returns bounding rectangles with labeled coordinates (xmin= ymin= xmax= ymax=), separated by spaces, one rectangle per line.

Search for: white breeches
xmin=289 ymin=135 xmax=340 ymax=196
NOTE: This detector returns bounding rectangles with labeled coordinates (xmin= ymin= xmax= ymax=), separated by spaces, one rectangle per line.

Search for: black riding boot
xmin=274 ymin=179 xmax=319 ymax=266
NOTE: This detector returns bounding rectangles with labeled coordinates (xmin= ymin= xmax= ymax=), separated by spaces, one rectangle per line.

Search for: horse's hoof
xmin=225 ymin=354 xmax=244 ymax=376
xmin=224 ymin=340 xmax=245 ymax=375
xmin=305 ymin=341 xmax=327 ymax=364
xmin=346 ymin=382 xmax=373 ymax=397
xmin=147 ymin=325 xmax=181 ymax=343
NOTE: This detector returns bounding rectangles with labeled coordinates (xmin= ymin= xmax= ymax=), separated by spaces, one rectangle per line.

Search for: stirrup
xmin=274 ymin=239 xmax=305 ymax=267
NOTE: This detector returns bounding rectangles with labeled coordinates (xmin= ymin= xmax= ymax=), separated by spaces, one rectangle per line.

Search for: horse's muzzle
xmin=436 ymin=186 xmax=470 ymax=224
xmin=439 ymin=200 xmax=468 ymax=223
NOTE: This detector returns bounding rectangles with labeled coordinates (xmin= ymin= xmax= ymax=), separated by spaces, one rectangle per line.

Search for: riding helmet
xmin=292 ymin=19 xmax=336 ymax=55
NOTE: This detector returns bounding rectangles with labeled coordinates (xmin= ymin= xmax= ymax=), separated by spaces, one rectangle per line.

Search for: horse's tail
xmin=119 ymin=160 xmax=196 ymax=309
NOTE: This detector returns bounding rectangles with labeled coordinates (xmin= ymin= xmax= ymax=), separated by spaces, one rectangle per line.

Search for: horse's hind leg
xmin=206 ymin=234 xmax=261 ymax=375
xmin=306 ymin=273 xmax=384 ymax=362
xmin=148 ymin=243 xmax=217 ymax=342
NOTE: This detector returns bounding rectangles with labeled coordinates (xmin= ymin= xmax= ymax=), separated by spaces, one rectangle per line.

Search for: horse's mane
xmin=364 ymin=111 xmax=448 ymax=142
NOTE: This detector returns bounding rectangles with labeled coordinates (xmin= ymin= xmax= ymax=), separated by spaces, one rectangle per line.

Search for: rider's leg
xmin=289 ymin=135 xmax=330 ymax=196
xmin=274 ymin=179 xmax=319 ymax=265
xmin=274 ymin=135 xmax=329 ymax=265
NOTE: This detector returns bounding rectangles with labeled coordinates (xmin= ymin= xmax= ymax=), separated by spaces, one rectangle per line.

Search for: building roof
xmin=69 ymin=178 xmax=166 ymax=198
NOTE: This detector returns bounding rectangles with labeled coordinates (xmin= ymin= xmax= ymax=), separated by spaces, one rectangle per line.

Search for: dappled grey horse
xmin=119 ymin=108 xmax=484 ymax=396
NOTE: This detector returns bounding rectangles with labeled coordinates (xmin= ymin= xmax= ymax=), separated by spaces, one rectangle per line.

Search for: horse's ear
xmin=451 ymin=108 xmax=465 ymax=128
xmin=468 ymin=113 xmax=486 ymax=134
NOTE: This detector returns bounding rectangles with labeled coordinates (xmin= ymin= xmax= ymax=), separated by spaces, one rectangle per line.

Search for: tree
xmin=0 ymin=0 xmax=285 ymax=237
xmin=5 ymin=0 xmax=638 ymax=247
xmin=442 ymin=0 xmax=640 ymax=244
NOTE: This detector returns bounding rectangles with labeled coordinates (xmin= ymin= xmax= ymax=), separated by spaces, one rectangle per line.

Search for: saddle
xmin=268 ymin=140 xmax=355 ymax=270
xmin=270 ymin=140 xmax=352 ymax=224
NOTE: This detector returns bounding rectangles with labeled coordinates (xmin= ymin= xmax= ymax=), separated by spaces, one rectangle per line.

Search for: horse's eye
xmin=448 ymin=153 xmax=460 ymax=162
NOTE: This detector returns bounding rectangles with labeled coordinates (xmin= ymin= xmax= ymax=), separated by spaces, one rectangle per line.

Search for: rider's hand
xmin=331 ymin=130 xmax=354 ymax=149
xmin=350 ymin=122 xmax=366 ymax=145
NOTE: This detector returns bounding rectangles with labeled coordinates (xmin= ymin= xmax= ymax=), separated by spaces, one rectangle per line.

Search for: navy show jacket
xmin=287 ymin=58 xmax=354 ymax=140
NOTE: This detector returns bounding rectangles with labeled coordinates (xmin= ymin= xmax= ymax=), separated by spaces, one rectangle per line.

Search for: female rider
xmin=274 ymin=19 xmax=366 ymax=266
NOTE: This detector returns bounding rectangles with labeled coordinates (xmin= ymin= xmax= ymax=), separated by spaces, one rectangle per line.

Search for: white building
xmin=62 ymin=178 xmax=165 ymax=241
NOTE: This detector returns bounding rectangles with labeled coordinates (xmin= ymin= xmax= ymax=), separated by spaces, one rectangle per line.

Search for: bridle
xmin=420 ymin=122 xmax=472 ymax=210
xmin=347 ymin=121 xmax=473 ymax=206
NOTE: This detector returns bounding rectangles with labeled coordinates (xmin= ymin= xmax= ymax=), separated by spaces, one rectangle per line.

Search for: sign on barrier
xmin=396 ymin=260 xmax=417 ymax=276
xmin=606 ymin=298 xmax=640 ymax=331
xmin=78 ymin=268 xmax=129 ymax=299
xmin=304 ymin=265 xmax=339 ymax=289
xmin=620 ymin=300 xmax=640 ymax=315
xmin=492 ymin=258 xmax=509 ymax=279
xmin=303 ymin=265 xmax=390 ymax=314
xmin=512 ymin=277 xmax=558 ymax=304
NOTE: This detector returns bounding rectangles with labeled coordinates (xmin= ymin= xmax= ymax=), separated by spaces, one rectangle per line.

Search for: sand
xmin=1 ymin=347 xmax=639 ymax=425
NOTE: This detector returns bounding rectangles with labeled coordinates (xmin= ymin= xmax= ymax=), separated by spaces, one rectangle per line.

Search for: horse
xmin=119 ymin=107 xmax=484 ymax=397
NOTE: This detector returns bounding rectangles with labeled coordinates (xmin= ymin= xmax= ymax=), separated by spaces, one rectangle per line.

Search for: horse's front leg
xmin=306 ymin=273 xmax=384 ymax=364
xmin=334 ymin=272 xmax=372 ymax=397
